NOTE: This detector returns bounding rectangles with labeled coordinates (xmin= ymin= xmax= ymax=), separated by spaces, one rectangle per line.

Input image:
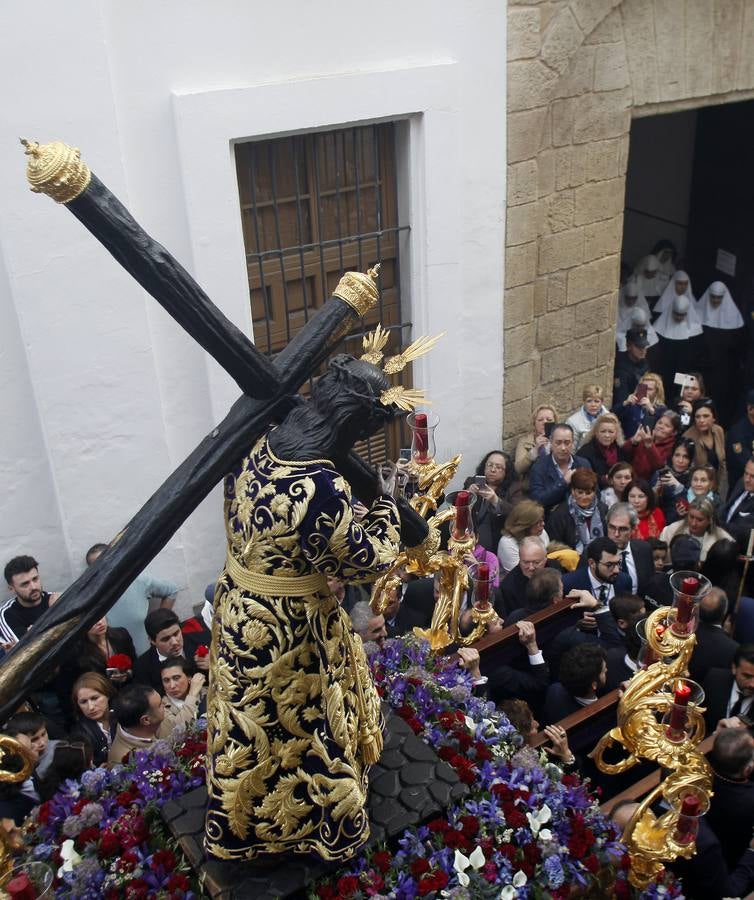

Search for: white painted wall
xmin=0 ymin=0 xmax=507 ymax=617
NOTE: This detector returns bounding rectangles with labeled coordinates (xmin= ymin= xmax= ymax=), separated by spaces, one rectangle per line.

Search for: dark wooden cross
xmin=0 ymin=141 xmax=428 ymax=722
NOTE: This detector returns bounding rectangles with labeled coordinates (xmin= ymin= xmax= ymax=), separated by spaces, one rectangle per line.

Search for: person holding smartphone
xmin=514 ymin=405 xmax=557 ymax=478
xmin=464 ymin=450 xmax=524 ymax=552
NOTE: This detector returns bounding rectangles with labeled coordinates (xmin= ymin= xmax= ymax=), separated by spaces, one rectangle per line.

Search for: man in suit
xmin=604 ymin=503 xmax=656 ymax=600
xmin=108 ymin=683 xmax=166 ymax=764
xmin=497 ymin=536 xmax=555 ymax=616
xmin=689 ymin=587 xmax=739 ymax=683
xmin=706 ymin=726 xmax=754 ymax=870
xmin=133 ymin=609 xmax=208 ymax=694
xmin=478 ymin=620 xmax=550 ymax=707
xmin=563 ymin=537 xmax=632 ymax=603
xmin=377 ymin=582 xmax=427 ymax=638
xmin=542 ymin=643 xmax=607 ymax=724
xmin=703 ymin=644 xmax=754 ymax=732
xmin=724 ymin=456 xmax=754 ymax=548
xmin=726 ymin=396 xmax=754 ymax=489
xmin=529 ymin=424 xmax=591 ymax=512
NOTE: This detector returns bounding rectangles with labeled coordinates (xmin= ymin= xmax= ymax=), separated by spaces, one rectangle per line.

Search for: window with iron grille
xmin=234 ymin=122 xmax=412 ymax=462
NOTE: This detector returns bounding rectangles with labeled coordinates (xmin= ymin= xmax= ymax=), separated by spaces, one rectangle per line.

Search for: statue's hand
xmin=377 ymin=461 xmax=398 ymax=497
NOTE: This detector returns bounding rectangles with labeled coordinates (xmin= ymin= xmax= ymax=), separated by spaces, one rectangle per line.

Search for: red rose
xmin=153 ymin=848 xmax=177 ymax=871
xmin=411 ymin=858 xmax=430 ymax=876
xmin=98 ymin=831 xmax=120 ymax=857
xmin=166 ymin=873 xmax=191 ymax=892
xmin=107 ymin=653 xmax=133 ymax=670
xmin=336 ymin=875 xmax=360 ymax=897
xmin=195 ymin=645 xmax=209 ymax=658
xmin=372 ymin=850 xmax=392 ymax=873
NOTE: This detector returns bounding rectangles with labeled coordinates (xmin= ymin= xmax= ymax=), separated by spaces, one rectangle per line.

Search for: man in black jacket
xmin=133 ymin=609 xmax=208 ymax=694
xmin=703 ymin=644 xmax=754 ymax=732
xmin=479 ymin=620 xmax=550 ymax=707
xmin=723 ymin=456 xmax=754 ymax=547
xmin=706 ymin=726 xmax=754 ymax=870
xmin=604 ymin=503 xmax=656 ymax=600
xmin=542 ymin=643 xmax=606 ymax=724
xmin=498 ymin=537 xmax=557 ymax=616
xmin=689 ymin=587 xmax=738 ymax=683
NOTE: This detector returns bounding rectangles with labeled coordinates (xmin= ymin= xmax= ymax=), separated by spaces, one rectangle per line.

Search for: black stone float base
xmin=162 ymin=707 xmax=468 ymax=899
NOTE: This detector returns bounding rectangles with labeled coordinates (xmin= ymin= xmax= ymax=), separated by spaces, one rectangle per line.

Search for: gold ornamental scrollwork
xmin=20 ymin=139 xmax=91 ymax=203
xmin=332 ymin=265 xmax=381 ymax=316
xmin=592 ymin=605 xmax=713 ymax=889
xmin=0 ymin=735 xmax=36 ymax=884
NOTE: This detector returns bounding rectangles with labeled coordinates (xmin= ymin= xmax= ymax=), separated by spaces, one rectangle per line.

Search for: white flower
xmin=57 ymin=838 xmax=81 ymax=877
xmin=513 ymin=870 xmax=528 ymax=887
xmin=538 ymin=828 xmax=553 ymax=843
xmin=469 ymin=845 xmax=486 ymax=869
xmin=499 ymin=887 xmax=516 ymax=900
xmin=465 ymin=715 xmax=475 ymax=732
xmin=454 ymin=848 xmax=471 ymax=887
xmin=526 ymin=804 xmax=552 ymax=835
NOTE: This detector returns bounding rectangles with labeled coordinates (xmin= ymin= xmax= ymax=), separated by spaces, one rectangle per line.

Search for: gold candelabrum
xmin=592 ymin=572 xmax=715 ymax=889
xmin=370 ymin=419 xmax=498 ymax=649
xmin=0 ymin=735 xmax=36 ymax=885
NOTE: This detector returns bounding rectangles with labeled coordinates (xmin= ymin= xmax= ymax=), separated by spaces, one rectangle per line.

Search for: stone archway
xmin=503 ymin=0 xmax=754 ymax=445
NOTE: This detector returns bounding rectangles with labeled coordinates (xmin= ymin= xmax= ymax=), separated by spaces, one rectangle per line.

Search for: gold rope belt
xmin=224 ymin=551 xmax=329 ymax=597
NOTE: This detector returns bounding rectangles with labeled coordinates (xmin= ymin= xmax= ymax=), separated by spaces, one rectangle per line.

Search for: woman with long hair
xmin=69 ymin=672 xmax=117 ymax=767
xmin=660 ymin=496 xmax=734 ymax=563
xmin=622 ymin=410 xmax=682 ymax=481
xmin=616 ymin=371 xmax=667 ymax=439
xmin=497 ymin=500 xmax=549 ymax=576
xmin=465 ymin=450 xmax=524 ymax=552
xmin=578 ymin=413 xmax=628 ymax=488
xmin=546 ymin=468 xmax=607 ymax=553
xmin=627 ymin=478 xmax=665 ymax=539
xmin=652 ymin=438 xmax=694 ymax=525
xmin=683 ymin=398 xmax=727 ymax=491
xmin=74 ymin=615 xmax=136 ymax=684
xmin=600 ymin=461 xmax=633 ymax=508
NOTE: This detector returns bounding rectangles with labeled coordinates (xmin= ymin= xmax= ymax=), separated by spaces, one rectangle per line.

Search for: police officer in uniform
xmin=726 ymin=390 xmax=754 ymax=493
xmin=613 ymin=327 xmax=650 ymax=407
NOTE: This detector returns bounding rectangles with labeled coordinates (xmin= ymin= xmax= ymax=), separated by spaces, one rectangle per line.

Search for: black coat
xmin=702 ymin=667 xmax=736 ymax=732
xmin=723 ymin=478 xmax=754 ymax=548
xmin=671 ymin=817 xmax=754 ymax=899
xmin=688 ymin=623 xmax=739 ymax=684
xmin=70 ymin=716 xmax=118 ymax=768
xmin=577 ymin=440 xmax=630 ymax=489
xmin=706 ymin=771 xmax=754 ymax=870
xmin=546 ymin=499 xmax=608 ymax=551
xmin=385 ymin=602 xmax=428 ymax=639
xmin=401 ymin=578 xmax=435 ymax=627
xmin=74 ymin=627 xmax=137 ymax=677
xmin=576 ymin=539 xmax=655 ymax=599
xmin=480 ymin=656 xmax=550 ymax=707
xmin=542 ymin=681 xmax=582 ymax=725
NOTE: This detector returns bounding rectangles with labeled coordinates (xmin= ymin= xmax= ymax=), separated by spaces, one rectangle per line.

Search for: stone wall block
xmin=585 ymin=138 xmax=623 ymax=182
xmin=573 ymin=293 xmax=613 ymax=336
xmin=685 ymin=0 xmax=713 ymax=97
xmin=573 ymin=177 xmax=624 ymax=226
xmin=713 ymin=0 xmax=744 ymax=94
xmin=571 ymin=0 xmax=622 ymax=37
xmin=540 ymin=335 xmax=598 ymax=384
xmin=508 ymin=59 xmax=558 ymax=112
xmin=551 ymin=97 xmax=577 ymax=147
xmin=555 ymin=146 xmax=586 ymax=190
xmin=508 ymin=107 xmax=549 ymax=164
xmin=503 ymin=396 xmax=534 ymax=444
xmin=598 ymin=328 xmax=618 ymax=369
xmin=583 ymin=214 xmax=623 ymax=262
xmin=508 ymin=7 xmax=543 ymax=60
xmin=584 ymin=8 xmax=623 ymax=44
xmin=505 ymin=243 xmax=538 ymax=291
xmin=621 ymin=0 xmax=659 ymax=106
xmin=534 ymin=276 xmax=548 ymax=317
xmin=537 ymin=307 xmax=575 ymax=351
xmin=538 ymin=226 xmax=583 ymax=275
xmin=544 ymin=191 xmax=576 ymax=233
xmin=504 ymin=281 xmax=536 ymax=324
xmin=567 ymin=255 xmax=619 ymax=304
xmin=545 ymin=270 xmax=568 ymax=311
xmin=655 ymin=0 xmax=687 ymax=102
xmin=572 ymin=88 xmax=631 ymax=143
xmin=507 ymin=158 xmax=539 ymax=207
xmin=507 ymin=201 xmax=540 ymax=247
xmin=737 ymin=1 xmax=754 ymax=90
xmin=593 ymin=43 xmax=630 ymax=92
xmin=533 ymin=380 xmax=572 ymax=417
xmin=538 ymin=148 xmax=556 ymax=196
xmin=541 ymin=7 xmax=585 ymax=75
xmin=505 ymin=360 xmax=536 ymax=403
xmin=551 ymin=46 xmax=596 ymax=100
xmin=504 ymin=321 xmax=536 ymax=367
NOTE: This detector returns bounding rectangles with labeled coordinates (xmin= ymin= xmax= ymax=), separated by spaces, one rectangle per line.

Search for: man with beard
xmin=0 ymin=556 xmax=60 ymax=645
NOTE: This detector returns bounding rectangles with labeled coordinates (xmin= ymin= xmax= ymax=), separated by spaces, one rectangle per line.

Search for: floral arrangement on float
xmin=312 ymin=636 xmax=681 ymax=900
xmin=18 ymin=726 xmax=207 ymax=899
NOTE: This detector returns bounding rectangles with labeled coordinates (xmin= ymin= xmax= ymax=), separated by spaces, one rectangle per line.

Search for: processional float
xmin=0 ymin=139 xmax=714 ymax=888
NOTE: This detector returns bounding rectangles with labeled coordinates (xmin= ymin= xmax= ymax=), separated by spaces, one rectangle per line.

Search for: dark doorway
xmin=621 ymin=100 xmax=754 ymax=426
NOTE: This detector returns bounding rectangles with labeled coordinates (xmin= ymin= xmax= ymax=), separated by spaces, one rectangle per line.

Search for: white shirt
xmin=588 ymin=570 xmax=615 ymax=606
xmin=727 ymin=683 xmax=754 ymax=718
xmin=727 ymin=491 xmax=752 ymax=523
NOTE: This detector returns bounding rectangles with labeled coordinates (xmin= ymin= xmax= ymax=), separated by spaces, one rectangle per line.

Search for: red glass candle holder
xmin=670 ymin=789 xmax=709 ymax=846
xmin=469 ymin=561 xmax=497 ymax=611
xmin=661 ymin=678 xmax=704 ymax=742
xmin=449 ymin=489 xmax=477 ymax=541
xmin=668 ymin=570 xmax=711 ymax=637
xmin=635 ymin=617 xmax=667 ymax=668
xmin=406 ymin=411 xmax=439 ymax=464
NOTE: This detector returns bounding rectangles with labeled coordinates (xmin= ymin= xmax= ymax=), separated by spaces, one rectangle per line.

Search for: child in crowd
xmin=3 ymin=711 xmax=58 ymax=778
xmin=159 ymin=657 xmax=206 ymax=736
xmin=600 ymin=461 xmax=633 ymax=507
xmin=566 ymin=385 xmax=609 ymax=449
xmin=648 ymin=537 xmax=669 ymax=573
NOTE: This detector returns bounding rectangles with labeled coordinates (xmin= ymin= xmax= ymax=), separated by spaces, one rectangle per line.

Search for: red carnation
xmin=75 ymin=827 xmax=99 ymax=849
xmin=107 ymin=653 xmax=133 ymax=670
xmin=411 ymin=858 xmax=430 ymax=876
xmin=459 ymin=815 xmax=480 ymax=838
xmin=506 ymin=809 xmax=528 ymax=830
xmin=98 ymin=830 xmax=120 ymax=857
xmin=124 ymin=879 xmax=150 ymax=900
xmin=195 ymin=645 xmax=209 ymax=658
xmin=372 ymin=850 xmax=392 ymax=873
xmin=37 ymin=801 xmax=51 ymax=824
xmin=315 ymin=886 xmax=337 ymax=900
xmin=166 ymin=873 xmax=191 ymax=892
xmin=427 ymin=817 xmax=449 ymax=834
xmin=583 ymin=854 xmax=600 ymax=874
xmin=336 ymin=875 xmax=360 ymax=897
xmin=152 ymin=848 xmax=177 ymax=871
xmin=438 ymin=711 xmax=456 ymax=729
